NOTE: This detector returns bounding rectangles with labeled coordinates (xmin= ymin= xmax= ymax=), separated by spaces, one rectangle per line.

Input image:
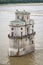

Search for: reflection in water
xmin=8 ymin=50 xmax=43 ymax=65
xmin=0 ymin=5 xmax=43 ymax=65
xmin=9 ymin=52 xmax=35 ymax=65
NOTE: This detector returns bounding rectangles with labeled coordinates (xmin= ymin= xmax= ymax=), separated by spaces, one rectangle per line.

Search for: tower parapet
xmin=8 ymin=10 xmax=35 ymax=56
xmin=15 ymin=10 xmax=30 ymax=22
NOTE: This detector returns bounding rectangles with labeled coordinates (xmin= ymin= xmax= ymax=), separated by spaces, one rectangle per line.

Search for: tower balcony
xmin=8 ymin=32 xmax=35 ymax=39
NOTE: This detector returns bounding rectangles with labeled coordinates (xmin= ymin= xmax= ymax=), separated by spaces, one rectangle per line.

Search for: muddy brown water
xmin=0 ymin=4 xmax=43 ymax=65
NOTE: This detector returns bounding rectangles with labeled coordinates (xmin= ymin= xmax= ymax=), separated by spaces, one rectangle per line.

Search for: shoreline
xmin=0 ymin=3 xmax=43 ymax=6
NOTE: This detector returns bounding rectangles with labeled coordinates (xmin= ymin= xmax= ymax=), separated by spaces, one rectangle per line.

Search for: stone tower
xmin=8 ymin=10 xmax=35 ymax=56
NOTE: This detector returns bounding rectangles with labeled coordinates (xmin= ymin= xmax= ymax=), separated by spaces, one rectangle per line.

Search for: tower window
xmin=11 ymin=28 xmax=14 ymax=30
xmin=21 ymin=28 xmax=23 ymax=30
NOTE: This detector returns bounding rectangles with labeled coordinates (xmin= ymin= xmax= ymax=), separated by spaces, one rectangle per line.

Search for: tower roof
xmin=9 ymin=19 xmax=34 ymax=27
xmin=15 ymin=10 xmax=30 ymax=15
xmin=10 ymin=19 xmax=25 ymax=26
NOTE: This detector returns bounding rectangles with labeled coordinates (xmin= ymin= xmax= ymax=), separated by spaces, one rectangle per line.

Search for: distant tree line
xmin=0 ymin=0 xmax=43 ymax=4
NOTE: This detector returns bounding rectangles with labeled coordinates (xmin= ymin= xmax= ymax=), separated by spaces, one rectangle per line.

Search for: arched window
xmin=11 ymin=28 xmax=14 ymax=30
xmin=21 ymin=28 xmax=23 ymax=30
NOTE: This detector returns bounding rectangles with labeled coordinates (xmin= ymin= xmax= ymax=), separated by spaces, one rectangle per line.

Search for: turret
xmin=15 ymin=10 xmax=30 ymax=22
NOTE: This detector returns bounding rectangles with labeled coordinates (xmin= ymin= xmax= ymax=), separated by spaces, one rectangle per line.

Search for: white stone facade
xmin=8 ymin=10 xmax=35 ymax=56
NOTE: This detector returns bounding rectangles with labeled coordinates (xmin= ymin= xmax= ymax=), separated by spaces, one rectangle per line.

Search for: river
xmin=0 ymin=4 xmax=43 ymax=65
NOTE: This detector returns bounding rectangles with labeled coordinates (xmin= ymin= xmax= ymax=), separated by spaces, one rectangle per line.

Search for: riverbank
xmin=0 ymin=3 xmax=43 ymax=6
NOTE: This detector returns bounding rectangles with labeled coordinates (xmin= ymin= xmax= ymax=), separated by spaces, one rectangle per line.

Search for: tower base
xmin=9 ymin=44 xmax=35 ymax=56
